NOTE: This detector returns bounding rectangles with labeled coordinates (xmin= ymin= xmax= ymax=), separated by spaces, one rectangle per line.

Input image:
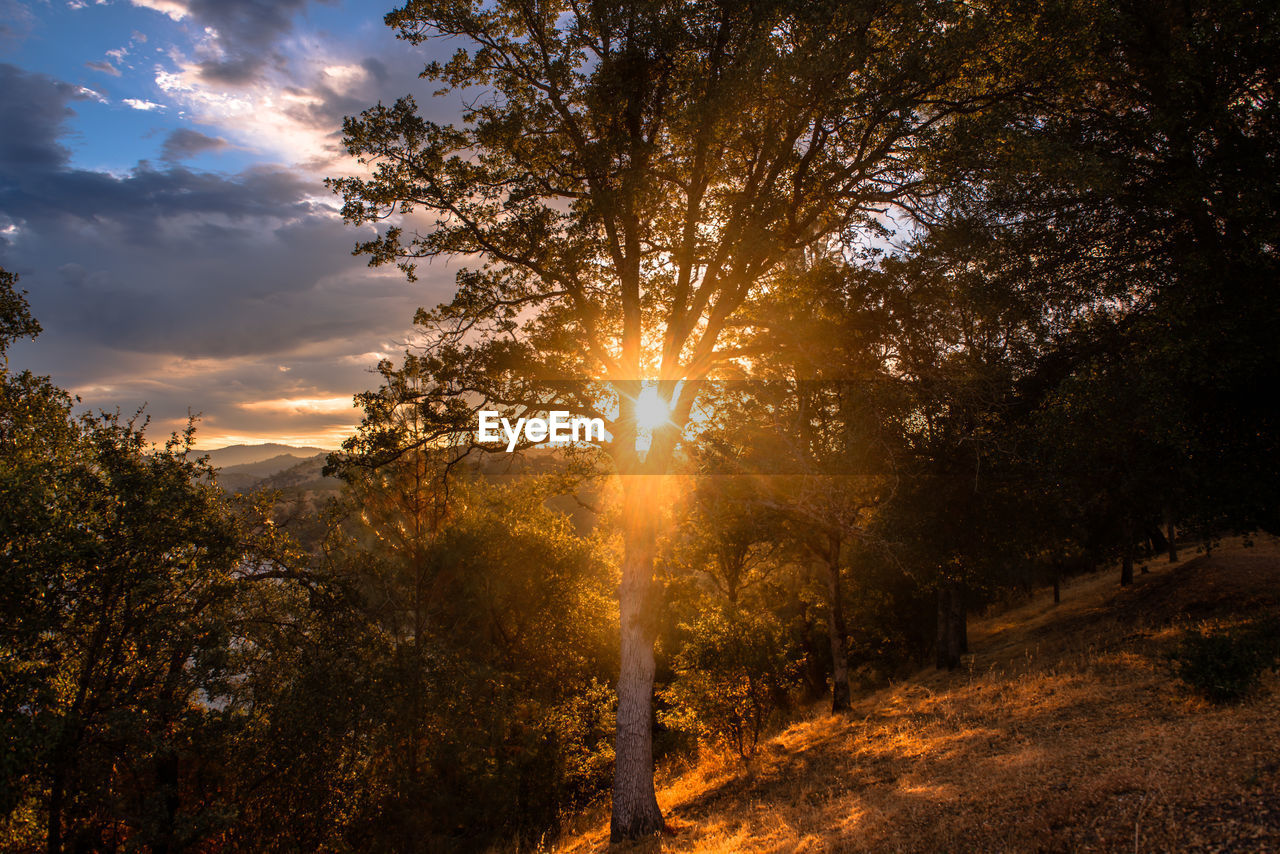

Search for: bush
xmin=659 ymin=608 xmax=803 ymax=758
xmin=1170 ymin=618 xmax=1280 ymax=703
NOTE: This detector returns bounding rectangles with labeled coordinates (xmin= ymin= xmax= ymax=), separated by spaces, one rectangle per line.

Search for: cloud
xmin=152 ymin=56 xmax=368 ymax=171
xmin=159 ymin=127 xmax=229 ymax=162
xmin=121 ymin=0 xmax=454 ymax=174
xmin=0 ymin=62 xmax=450 ymax=447
xmin=53 ymin=345 xmax=373 ymax=448
xmin=123 ymin=97 xmax=164 ymax=111
xmin=149 ymin=41 xmax=452 ymax=174
xmin=129 ymin=0 xmax=188 ymax=21
xmin=240 ymin=396 xmax=356 ymax=415
xmin=0 ymin=64 xmax=88 ymax=171
xmin=86 ymin=60 xmax=123 ymax=77
xmin=130 ymin=0 xmax=330 ymax=87
xmin=0 ymin=0 xmax=36 ymax=46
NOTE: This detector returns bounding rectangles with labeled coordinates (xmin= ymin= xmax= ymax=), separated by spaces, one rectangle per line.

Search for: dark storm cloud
xmin=146 ymin=0 xmax=331 ymax=86
xmin=159 ymin=127 xmax=230 ymax=162
xmin=0 ymin=64 xmax=87 ymax=172
xmin=0 ymin=61 xmax=454 ymax=444
xmin=360 ymin=57 xmax=389 ymax=84
xmin=2 ymin=162 xmax=318 ymax=247
xmin=2 ymin=157 xmax=425 ymax=357
xmin=0 ymin=63 xmax=357 ymax=352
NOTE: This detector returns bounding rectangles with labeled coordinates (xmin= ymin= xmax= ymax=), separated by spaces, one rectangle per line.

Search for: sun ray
xmin=634 ymin=384 xmax=671 ymax=431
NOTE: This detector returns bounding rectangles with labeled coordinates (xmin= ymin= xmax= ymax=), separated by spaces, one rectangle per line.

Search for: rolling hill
xmin=197 ymin=443 xmax=329 ymax=469
xmin=193 ymin=444 xmax=339 ymax=497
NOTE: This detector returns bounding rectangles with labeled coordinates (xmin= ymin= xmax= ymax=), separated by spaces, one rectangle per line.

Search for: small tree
xmin=661 ymin=607 xmax=796 ymax=759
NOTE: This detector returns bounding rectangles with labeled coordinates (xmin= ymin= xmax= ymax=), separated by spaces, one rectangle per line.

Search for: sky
xmin=0 ymin=0 xmax=465 ymax=448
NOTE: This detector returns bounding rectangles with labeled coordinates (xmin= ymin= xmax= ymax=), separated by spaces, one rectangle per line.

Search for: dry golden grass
xmin=556 ymin=537 xmax=1280 ymax=853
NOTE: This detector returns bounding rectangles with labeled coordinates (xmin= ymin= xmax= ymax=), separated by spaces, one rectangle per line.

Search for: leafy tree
xmin=330 ymin=0 xmax=1020 ymax=836
xmin=663 ymin=471 xmax=784 ymax=612
xmin=714 ymin=256 xmax=903 ymax=708
xmin=936 ymin=0 xmax=1280 ymax=550
xmin=222 ymin=355 xmax=620 ymax=852
xmin=327 ymin=474 xmax=616 ymax=851
xmin=1 ymin=268 xmax=298 ymax=853
xmin=0 ymin=269 xmax=40 ymax=352
xmin=870 ymin=221 xmax=1060 ymax=665
xmin=661 ymin=606 xmax=797 ymax=758
xmin=658 ymin=472 xmax=800 ymax=755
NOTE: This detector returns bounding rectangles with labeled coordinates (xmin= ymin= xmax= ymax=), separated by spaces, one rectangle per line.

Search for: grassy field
xmin=557 ymin=537 xmax=1280 ymax=853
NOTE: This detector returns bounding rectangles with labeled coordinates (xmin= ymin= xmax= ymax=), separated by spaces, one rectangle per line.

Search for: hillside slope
xmin=559 ymin=538 xmax=1280 ymax=853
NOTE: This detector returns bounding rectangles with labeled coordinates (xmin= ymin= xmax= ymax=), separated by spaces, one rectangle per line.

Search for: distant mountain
xmin=197 ymin=444 xmax=329 ymax=468
xmin=190 ymin=444 xmax=338 ymax=497
xmin=256 ymin=454 xmax=337 ymax=493
xmin=218 ymin=453 xmax=328 ymax=481
xmin=196 ymin=448 xmax=341 ymax=499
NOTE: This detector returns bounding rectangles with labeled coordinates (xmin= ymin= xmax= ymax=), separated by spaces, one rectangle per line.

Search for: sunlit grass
xmin=556 ymin=537 xmax=1280 ymax=853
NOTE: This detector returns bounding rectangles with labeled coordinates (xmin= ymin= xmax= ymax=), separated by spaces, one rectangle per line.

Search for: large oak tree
xmin=331 ymin=0 xmax=1019 ymax=837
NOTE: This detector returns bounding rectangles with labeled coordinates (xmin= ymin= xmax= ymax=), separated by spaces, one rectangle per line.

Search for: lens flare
xmin=634 ymin=385 xmax=671 ymax=431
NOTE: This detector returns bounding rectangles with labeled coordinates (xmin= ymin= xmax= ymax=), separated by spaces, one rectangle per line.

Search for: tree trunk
xmin=47 ymin=768 xmax=65 ymax=854
xmin=1148 ymin=524 xmax=1168 ymax=554
xmin=152 ymin=749 xmax=180 ymax=854
xmin=824 ymin=539 xmax=851 ymax=713
xmin=1120 ymin=541 xmax=1134 ymax=586
xmin=800 ymin=609 xmax=826 ymax=700
xmin=1164 ymin=510 xmax=1178 ymax=563
xmin=48 ymin=591 xmax=116 ymax=854
xmin=610 ymin=478 xmax=663 ymax=842
xmin=936 ymin=587 xmax=949 ymax=669
xmin=935 ymin=582 xmax=965 ymax=669
xmin=936 ymin=584 xmax=962 ymax=670
xmin=1053 ymin=570 xmax=1061 ymax=605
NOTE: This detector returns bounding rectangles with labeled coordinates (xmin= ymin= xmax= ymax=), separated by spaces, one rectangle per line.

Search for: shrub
xmin=660 ymin=608 xmax=803 ymax=758
xmin=1170 ymin=617 xmax=1280 ymax=703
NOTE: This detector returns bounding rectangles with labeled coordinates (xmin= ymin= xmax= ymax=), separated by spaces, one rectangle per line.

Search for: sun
xmin=634 ymin=384 xmax=671 ymax=431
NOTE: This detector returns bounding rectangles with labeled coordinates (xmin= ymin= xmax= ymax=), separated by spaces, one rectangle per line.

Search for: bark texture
xmin=610 ymin=479 xmax=663 ymax=842
xmin=1120 ymin=544 xmax=1134 ymax=586
xmin=1120 ymin=518 xmax=1135 ymax=586
xmin=824 ymin=540 xmax=852 ymax=713
xmin=935 ymin=583 xmax=966 ymax=670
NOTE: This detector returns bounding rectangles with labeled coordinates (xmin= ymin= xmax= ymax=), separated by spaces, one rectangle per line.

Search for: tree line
xmin=3 ymin=0 xmax=1278 ymax=848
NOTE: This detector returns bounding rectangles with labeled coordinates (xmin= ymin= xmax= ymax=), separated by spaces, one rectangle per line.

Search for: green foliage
xmin=0 ymin=397 xmax=295 ymax=848
xmin=1170 ymin=619 xmax=1280 ymax=704
xmin=1 ymin=268 xmax=305 ymax=851
xmin=0 ymin=268 xmax=40 ymax=356
xmin=329 ymin=478 xmax=618 ymax=850
xmin=225 ymin=364 xmax=622 ymax=853
xmin=661 ymin=607 xmax=801 ymax=759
